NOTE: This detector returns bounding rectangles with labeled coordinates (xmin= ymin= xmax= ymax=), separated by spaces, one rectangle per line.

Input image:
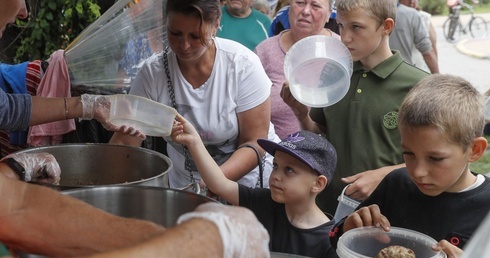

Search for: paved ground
xmin=430 ymin=12 xmax=490 ymax=93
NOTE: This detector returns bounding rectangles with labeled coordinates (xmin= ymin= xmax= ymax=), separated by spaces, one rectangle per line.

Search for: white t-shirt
xmin=130 ymin=37 xmax=277 ymax=188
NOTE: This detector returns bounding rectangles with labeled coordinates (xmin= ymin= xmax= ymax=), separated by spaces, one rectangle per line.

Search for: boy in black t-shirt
xmin=330 ymin=74 xmax=490 ymax=258
xmin=172 ymin=115 xmax=338 ymax=258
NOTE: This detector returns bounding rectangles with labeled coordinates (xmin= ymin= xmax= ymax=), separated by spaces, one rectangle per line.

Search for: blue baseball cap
xmin=258 ymin=130 xmax=337 ymax=181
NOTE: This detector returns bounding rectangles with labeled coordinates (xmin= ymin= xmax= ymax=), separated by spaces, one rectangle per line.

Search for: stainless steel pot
xmin=62 ymin=186 xmax=217 ymax=226
xmin=14 ymin=143 xmax=172 ymax=189
xmin=19 ymin=186 xmax=216 ymax=258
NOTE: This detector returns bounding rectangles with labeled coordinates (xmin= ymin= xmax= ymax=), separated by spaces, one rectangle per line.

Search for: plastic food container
xmin=109 ymin=94 xmax=177 ymax=137
xmin=333 ymin=185 xmax=361 ymax=222
xmin=284 ymin=35 xmax=353 ymax=108
xmin=337 ymin=226 xmax=447 ymax=258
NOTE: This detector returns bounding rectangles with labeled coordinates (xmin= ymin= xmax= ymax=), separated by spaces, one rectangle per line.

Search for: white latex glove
xmin=80 ymin=94 xmax=146 ymax=140
xmin=1 ymin=153 xmax=61 ymax=184
xmin=177 ymin=202 xmax=270 ymax=258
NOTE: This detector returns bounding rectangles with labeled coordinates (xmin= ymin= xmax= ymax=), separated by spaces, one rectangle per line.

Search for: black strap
xmin=238 ymin=144 xmax=264 ymax=188
xmin=3 ymin=158 xmax=26 ymax=181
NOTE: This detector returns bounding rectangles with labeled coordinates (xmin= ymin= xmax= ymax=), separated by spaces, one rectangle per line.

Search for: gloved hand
xmin=1 ymin=153 xmax=61 ymax=184
xmin=80 ymin=94 xmax=146 ymax=140
xmin=177 ymin=202 xmax=270 ymax=258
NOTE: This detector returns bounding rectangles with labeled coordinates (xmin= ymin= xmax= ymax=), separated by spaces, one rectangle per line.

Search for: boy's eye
xmin=272 ymin=163 xmax=278 ymax=170
xmin=285 ymin=167 xmax=295 ymax=174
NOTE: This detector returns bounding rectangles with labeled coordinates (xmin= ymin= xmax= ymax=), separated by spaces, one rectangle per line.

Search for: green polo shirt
xmin=310 ymin=51 xmax=429 ymax=213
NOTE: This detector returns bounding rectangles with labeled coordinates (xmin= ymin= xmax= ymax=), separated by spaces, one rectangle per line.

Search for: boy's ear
xmin=312 ymin=175 xmax=328 ymax=193
xmin=381 ymin=18 xmax=395 ymax=36
xmin=469 ymin=136 xmax=488 ymax=162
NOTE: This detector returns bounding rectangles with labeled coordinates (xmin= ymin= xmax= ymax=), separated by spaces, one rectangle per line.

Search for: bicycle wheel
xmin=470 ymin=16 xmax=488 ymax=39
xmin=443 ymin=17 xmax=461 ymax=43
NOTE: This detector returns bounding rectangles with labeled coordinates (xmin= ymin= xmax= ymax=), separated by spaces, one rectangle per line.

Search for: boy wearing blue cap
xmin=172 ymin=114 xmax=338 ymax=258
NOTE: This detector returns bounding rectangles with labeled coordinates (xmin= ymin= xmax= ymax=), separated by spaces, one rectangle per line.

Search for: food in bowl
xmin=336 ymin=226 xmax=445 ymax=258
xmin=376 ymin=245 xmax=416 ymax=258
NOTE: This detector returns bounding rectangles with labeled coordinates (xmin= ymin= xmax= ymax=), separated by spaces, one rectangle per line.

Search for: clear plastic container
xmin=333 ymin=185 xmax=361 ymax=222
xmin=109 ymin=94 xmax=177 ymax=137
xmin=284 ymin=35 xmax=353 ymax=108
xmin=337 ymin=226 xmax=447 ymax=258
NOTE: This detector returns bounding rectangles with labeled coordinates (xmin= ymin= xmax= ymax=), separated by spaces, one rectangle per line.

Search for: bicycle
xmin=442 ymin=1 xmax=488 ymax=43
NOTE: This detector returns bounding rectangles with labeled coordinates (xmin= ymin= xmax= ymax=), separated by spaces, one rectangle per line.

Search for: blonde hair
xmin=398 ymin=74 xmax=485 ymax=150
xmin=335 ymin=0 xmax=397 ymax=26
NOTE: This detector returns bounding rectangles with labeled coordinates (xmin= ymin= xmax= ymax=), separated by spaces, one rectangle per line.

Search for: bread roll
xmin=375 ymin=245 xmax=416 ymax=258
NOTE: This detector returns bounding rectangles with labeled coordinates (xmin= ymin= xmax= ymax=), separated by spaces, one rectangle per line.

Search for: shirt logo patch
xmin=383 ymin=111 xmax=398 ymax=129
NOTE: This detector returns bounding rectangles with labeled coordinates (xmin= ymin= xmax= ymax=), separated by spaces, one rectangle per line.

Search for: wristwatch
xmin=3 ymin=158 xmax=26 ymax=181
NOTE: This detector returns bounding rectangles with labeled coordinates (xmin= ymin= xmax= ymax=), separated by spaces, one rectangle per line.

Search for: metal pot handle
xmin=177 ymin=181 xmax=202 ymax=194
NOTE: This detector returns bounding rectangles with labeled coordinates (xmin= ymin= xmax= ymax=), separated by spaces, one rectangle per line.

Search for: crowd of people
xmin=1 ymin=0 xmax=488 ymax=257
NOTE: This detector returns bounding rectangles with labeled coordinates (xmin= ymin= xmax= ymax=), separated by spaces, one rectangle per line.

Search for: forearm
xmin=220 ymin=145 xmax=262 ymax=181
xmin=188 ymin=140 xmax=239 ymax=204
xmin=422 ymin=51 xmax=439 ymax=74
xmin=429 ymin=24 xmax=438 ymax=58
xmin=79 ymin=218 xmax=222 ymax=258
xmin=0 ymin=175 xmax=164 ymax=257
xmin=30 ymin=96 xmax=83 ymax=126
xmin=0 ymin=162 xmax=20 ymax=180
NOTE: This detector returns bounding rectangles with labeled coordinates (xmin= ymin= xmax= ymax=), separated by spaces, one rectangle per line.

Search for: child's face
xmin=400 ymin=126 xmax=476 ymax=196
xmin=336 ymin=8 xmax=386 ymax=63
xmin=269 ymin=151 xmax=320 ymax=204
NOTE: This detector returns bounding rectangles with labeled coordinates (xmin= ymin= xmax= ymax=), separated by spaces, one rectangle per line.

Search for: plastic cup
xmin=337 ymin=226 xmax=447 ymax=258
xmin=109 ymin=94 xmax=177 ymax=137
xmin=333 ymin=185 xmax=361 ymax=222
xmin=284 ymin=35 xmax=353 ymax=108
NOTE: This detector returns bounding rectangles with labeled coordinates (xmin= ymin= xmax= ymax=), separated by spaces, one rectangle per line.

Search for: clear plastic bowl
xmin=284 ymin=35 xmax=353 ymax=108
xmin=109 ymin=94 xmax=177 ymax=137
xmin=337 ymin=226 xmax=447 ymax=258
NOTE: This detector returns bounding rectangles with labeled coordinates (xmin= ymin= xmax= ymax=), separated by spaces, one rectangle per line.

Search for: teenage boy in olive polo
xmin=282 ymin=0 xmax=429 ymax=213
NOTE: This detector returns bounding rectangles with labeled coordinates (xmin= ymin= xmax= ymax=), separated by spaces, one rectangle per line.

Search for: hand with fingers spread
xmin=80 ymin=94 xmax=146 ymax=140
xmin=341 ymin=165 xmax=400 ymax=202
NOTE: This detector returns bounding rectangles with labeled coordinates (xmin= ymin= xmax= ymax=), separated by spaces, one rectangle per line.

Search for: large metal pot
xmin=19 ymin=186 xmax=216 ymax=258
xmin=14 ymin=143 xmax=171 ymax=189
xmin=62 ymin=186 xmax=217 ymax=226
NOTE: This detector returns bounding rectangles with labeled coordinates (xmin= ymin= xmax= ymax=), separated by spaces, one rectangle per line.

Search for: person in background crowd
xmin=110 ymin=0 xmax=278 ymax=192
xmin=255 ymin=0 xmax=339 ymax=140
xmin=268 ymin=0 xmax=339 ymax=36
xmin=389 ymin=0 xmax=439 ymax=73
xmin=330 ymin=74 xmax=490 ymax=258
xmin=217 ymin=0 xmax=271 ymax=50
xmin=253 ymin=0 xmax=272 ymax=17
xmin=0 ymin=1 xmax=270 ymax=257
xmin=400 ymin=0 xmax=438 ymax=73
xmin=282 ymin=0 xmax=429 ymax=214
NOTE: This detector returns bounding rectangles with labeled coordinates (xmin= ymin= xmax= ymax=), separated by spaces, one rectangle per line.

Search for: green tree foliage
xmin=419 ymin=0 xmax=447 ymax=14
xmin=13 ymin=0 xmax=102 ymax=62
